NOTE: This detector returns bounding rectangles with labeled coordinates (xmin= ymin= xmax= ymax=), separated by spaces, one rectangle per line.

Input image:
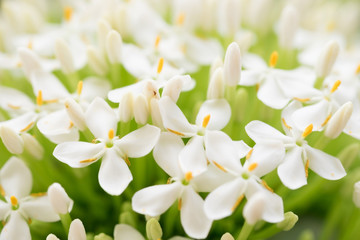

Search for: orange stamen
xmin=269 ymin=51 xmax=278 ymax=68
xmin=302 ymin=124 xmax=313 ymax=138
xmin=248 ymin=162 xmax=258 ymax=172
xmin=202 ymin=114 xmax=211 ymax=128
xmin=330 ymin=80 xmax=341 ymax=93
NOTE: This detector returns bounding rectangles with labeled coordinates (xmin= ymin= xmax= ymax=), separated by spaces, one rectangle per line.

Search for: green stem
xmin=319 ymin=198 xmax=344 ymax=240
xmin=250 ymin=224 xmax=281 ymax=240
xmin=313 ymin=134 xmax=330 ymax=150
xmin=60 ymin=213 xmax=72 ymax=235
xmin=237 ymin=221 xmax=254 ymax=240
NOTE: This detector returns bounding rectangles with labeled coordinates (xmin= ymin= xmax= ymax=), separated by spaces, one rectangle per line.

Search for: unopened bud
xmin=243 ymin=192 xmax=265 ymax=225
xmin=18 ymin=48 xmax=42 ymax=78
xmin=324 ymin=102 xmax=353 ymax=139
xmin=163 ymin=76 xmax=184 ymax=102
xmin=48 ymin=183 xmax=73 ymax=214
xmin=278 ymin=5 xmax=299 ymax=50
xmin=337 ymin=143 xmax=360 ymax=170
xmin=224 ymin=42 xmax=241 ymax=86
xmin=207 ymin=67 xmax=224 ymax=99
xmin=119 ymin=212 xmax=136 ymax=227
xmin=209 ymin=57 xmax=223 ymax=78
xmin=87 ymin=46 xmax=109 ymax=76
xmin=316 ymin=40 xmax=340 ymax=78
xmin=22 ymin=133 xmax=44 ymax=160
xmin=146 ymin=218 xmax=163 ymax=240
xmin=106 ymin=30 xmax=123 ymax=64
xmin=299 ymin=230 xmax=315 ymax=240
xmin=46 ymin=234 xmax=60 ymax=240
xmin=353 ymin=181 xmax=360 ymax=208
xmin=133 ymin=94 xmax=149 ymax=125
xmin=94 ymin=233 xmax=113 ymax=240
xmin=0 ymin=126 xmax=24 ymax=154
xmin=68 ymin=219 xmax=86 ymax=240
xmin=221 ymin=232 xmax=235 ymax=240
xmin=150 ymin=98 xmax=164 ymax=129
xmin=65 ymin=98 xmax=86 ymax=131
xmin=97 ymin=19 xmax=111 ymax=54
xmin=143 ymin=81 xmax=159 ymax=101
xmin=217 ymin=0 xmax=241 ymax=38
xmin=55 ymin=39 xmax=75 ymax=74
xmin=119 ymin=92 xmax=133 ymax=123
xmin=276 ymin=211 xmax=298 ymax=231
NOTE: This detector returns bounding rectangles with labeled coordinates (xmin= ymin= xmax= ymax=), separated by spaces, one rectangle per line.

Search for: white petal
xmin=85 ymin=97 xmax=117 ymax=139
xmin=0 ymin=157 xmax=32 ymax=198
xmin=281 ymin=101 xmax=302 ymax=134
xmin=245 ymin=120 xmax=291 ymax=143
xmin=257 ymin=77 xmax=290 ymax=109
xmin=122 ymin=44 xmax=152 ymax=78
xmin=239 ymin=70 xmax=261 ymax=86
xmin=20 ymin=196 xmax=60 ymax=222
xmin=115 ymin=124 xmax=160 ymax=158
xmin=0 ymin=201 xmax=10 ymax=221
xmin=80 ymin=77 xmax=111 ymax=102
xmin=108 ymin=81 xmax=145 ymax=103
xmin=195 ymin=99 xmax=231 ymax=130
xmin=179 ymin=135 xmax=208 ymax=177
xmin=158 ymin=96 xmax=197 ymax=137
xmin=1 ymin=112 xmax=37 ymax=133
xmin=185 ymin=36 xmax=223 ymax=65
xmin=98 ymin=148 xmax=133 ymax=196
xmin=0 ymin=211 xmax=31 ymax=240
xmin=0 ymin=86 xmax=34 ymax=113
xmin=277 ymin=147 xmax=307 ymax=189
xmin=114 ymin=224 xmax=145 ymax=240
xmin=204 ymin=178 xmax=247 ymax=220
xmin=180 ymin=187 xmax=212 ymax=239
xmin=243 ymin=192 xmax=265 ymax=225
xmin=0 ymin=126 xmax=24 ymax=154
xmin=153 ymin=132 xmax=184 ymax=179
xmin=68 ymin=219 xmax=86 ymax=240
xmin=53 ymin=142 xmax=105 ymax=168
xmin=304 ymin=145 xmax=346 ymax=180
xmin=132 ymin=182 xmax=182 ymax=216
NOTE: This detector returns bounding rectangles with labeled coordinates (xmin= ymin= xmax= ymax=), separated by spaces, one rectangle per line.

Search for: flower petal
xmin=0 ymin=157 xmax=32 ymax=198
xmin=114 ymin=224 xmax=145 ymax=240
xmin=0 ymin=201 xmax=10 ymax=221
xmin=132 ymin=182 xmax=182 ymax=216
xmin=0 ymin=125 xmax=24 ymax=154
xmin=195 ymin=99 xmax=231 ymax=130
xmin=68 ymin=219 xmax=86 ymax=240
xmin=245 ymin=120 xmax=291 ymax=143
xmin=257 ymin=76 xmax=290 ymax=109
xmin=115 ymin=124 xmax=160 ymax=158
xmin=98 ymin=148 xmax=133 ymax=196
xmin=80 ymin=77 xmax=111 ymax=102
xmin=20 ymin=196 xmax=60 ymax=222
xmin=0 ymin=211 xmax=31 ymax=240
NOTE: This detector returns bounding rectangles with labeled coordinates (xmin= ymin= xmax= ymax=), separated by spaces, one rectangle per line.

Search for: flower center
xmin=10 ymin=196 xmax=19 ymax=210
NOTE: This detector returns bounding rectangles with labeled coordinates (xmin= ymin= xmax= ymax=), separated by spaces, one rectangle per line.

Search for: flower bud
xmin=224 ymin=42 xmax=241 ymax=86
xmin=68 ymin=219 xmax=86 ymax=240
xmin=87 ymin=46 xmax=109 ymax=76
xmin=65 ymin=98 xmax=86 ymax=131
xmin=324 ymin=102 xmax=353 ymax=139
xmin=316 ymin=40 xmax=340 ymax=78
xmin=163 ymin=76 xmax=184 ymax=102
xmin=0 ymin=125 xmax=24 ymax=154
xmin=22 ymin=133 xmax=44 ymax=160
xmin=243 ymin=192 xmax=265 ymax=225
xmin=276 ymin=211 xmax=298 ymax=231
xmin=299 ymin=230 xmax=315 ymax=240
xmin=94 ymin=233 xmax=113 ymax=240
xmin=106 ymin=30 xmax=123 ymax=64
xmin=209 ymin=57 xmax=223 ymax=78
xmin=149 ymin=98 xmax=164 ymax=129
xmin=142 ymin=80 xmax=159 ymax=101
xmin=133 ymin=94 xmax=149 ymax=125
xmin=48 ymin=183 xmax=73 ymax=214
xmin=46 ymin=234 xmax=60 ymax=240
xmin=55 ymin=39 xmax=75 ymax=74
xmin=217 ymin=0 xmax=241 ymax=38
xmin=18 ymin=48 xmax=42 ymax=78
xmin=353 ymin=181 xmax=360 ymax=208
xmin=97 ymin=19 xmax=111 ymax=54
xmin=221 ymin=232 xmax=235 ymax=240
xmin=278 ymin=5 xmax=299 ymax=50
xmin=119 ymin=212 xmax=136 ymax=227
xmin=146 ymin=218 xmax=163 ymax=240
xmin=207 ymin=67 xmax=225 ymax=99
xmin=119 ymin=92 xmax=134 ymax=123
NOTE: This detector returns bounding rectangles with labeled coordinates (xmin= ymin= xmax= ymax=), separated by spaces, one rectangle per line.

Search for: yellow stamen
xmin=157 ymin=57 xmax=164 ymax=74
xmin=202 ymin=114 xmax=211 ymax=128
xmin=321 ymin=114 xmax=332 ymax=127
xmin=302 ymin=124 xmax=313 ymax=138
xmin=124 ymin=156 xmax=131 ymax=166
xmin=7 ymin=104 xmax=21 ymax=110
xmin=167 ymin=177 xmax=171 ymax=184
xmin=294 ymin=97 xmax=310 ymax=103
xmin=248 ymin=162 xmax=258 ymax=172
xmin=77 ymin=81 xmax=83 ymax=96
xmin=68 ymin=121 xmax=74 ymax=129
xmin=176 ymin=12 xmax=185 ymax=26
xmin=64 ymin=6 xmax=73 ymax=22
xmin=355 ymin=64 xmax=360 ymax=75
xmin=28 ymin=218 xmax=32 ymax=224
xmin=0 ymin=185 xmax=5 ymax=196
xmin=262 ymin=180 xmax=274 ymax=193
xmin=231 ymin=194 xmax=244 ymax=212
xmin=27 ymin=40 xmax=33 ymax=49
xmin=16 ymin=62 xmax=22 ymax=68
xmin=108 ymin=129 xmax=114 ymax=140
xmin=36 ymin=90 xmax=43 ymax=106
xmin=10 ymin=196 xmax=18 ymax=207
xmin=154 ymin=35 xmax=161 ymax=49
xmin=43 ymin=99 xmax=58 ymax=104
xmin=213 ymin=161 xmax=227 ymax=172
xmin=167 ymin=128 xmax=185 ymax=136
xmin=282 ymin=118 xmax=292 ymax=130
xmin=246 ymin=149 xmax=253 ymax=160
xmin=269 ymin=51 xmax=279 ymax=68
xmin=79 ymin=158 xmax=97 ymax=163
xmin=330 ymin=80 xmax=341 ymax=93
xmin=20 ymin=121 xmax=34 ymax=132
xmin=305 ymin=159 xmax=310 ymax=178
xmin=326 ymin=21 xmax=336 ymax=32
xmin=30 ymin=192 xmax=47 ymax=197
xmin=178 ymin=198 xmax=182 ymax=210
xmin=255 ymin=83 xmax=260 ymax=92
xmin=185 ymin=172 xmax=193 ymax=182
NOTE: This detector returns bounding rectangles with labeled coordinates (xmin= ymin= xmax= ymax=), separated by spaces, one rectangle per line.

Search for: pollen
xmin=108 ymin=129 xmax=114 ymax=140
xmin=202 ymin=114 xmax=211 ymax=128
xmin=176 ymin=12 xmax=185 ymax=26
xmin=157 ymin=57 xmax=164 ymax=74
xmin=231 ymin=194 xmax=244 ymax=212
xmin=64 ymin=6 xmax=73 ymax=22
xmin=185 ymin=172 xmax=193 ymax=182
xmin=321 ymin=114 xmax=332 ymax=127
xmin=77 ymin=81 xmax=83 ymax=96
xmin=246 ymin=149 xmax=254 ymax=160
xmin=269 ymin=51 xmax=279 ymax=68
xmin=302 ymin=124 xmax=313 ymax=138
xmin=10 ymin=196 xmax=18 ymax=207
xmin=213 ymin=161 xmax=227 ymax=172
xmin=154 ymin=35 xmax=161 ymax=49
xmin=36 ymin=90 xmax=43 ymax=106
xmin=20 ymin=121 xmax=34 ymax=132
xmin=167 ymin=128 xmax=185 ymax=136
xmin=305 ymin=159 xmax=310 ymax=178
xmin=355 ymin=64 xmax=360 ymax=75
xmin=79 ymin=158 xmax=97 ymax=163
xmin=248 ymin=162 xmax=258 ymax=171
xmin=330 ymin=80 xmax=341 ymax=93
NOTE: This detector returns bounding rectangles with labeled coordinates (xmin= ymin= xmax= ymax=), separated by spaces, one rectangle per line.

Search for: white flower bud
xmin=221 ymin=232 xmax=235 ymax=240
xmin=106 ymin=30 xmax=123 ymax=64
xmin=48 ymin=183 xmax=74 ymax=214
xmin=143 ymin=81 xmax=159 ymax=101
xmin=150 ymin=98 xmax=163 ymax=129
xmin=65 ymin=98 xmax=86 ymax=131
xmin=133 ymin=94 xmax=149 ymax=125
xmin=316 ymin=40 xmax=340 ymax=78
xmin=162 ymin=76 xmax=184 ymax=102
xmin=114 ymin=4 xmax=129 ymax=39
xmin=243 ymin=192 xmax=266 ymax=225
xmin=46 ymin=234 xmax=60 ymax=240
xmin=18 ymin=48 xmax=42 ymax=78
xmin=276 ymin=212 xmax=298 ymax=231
xmin=87 ymin=46 xmax=109 ymax=76
xmin=68 ymin=219 xmax=86 ymax=240
xmin=353 ymin=181 xmax=360 ymax=208
xmin=209 ymin=57 xmax=223 ymax=79
xmin=324 ymin=102 xmax=353 ymax=139
xmin=207 ymin=67 xmax=225 ymax=99
xmin=146 ymin=218 xmax=163 ymax=240
xmin=22 ymin=133 xmax=44 ymax=160
xmin=97 ymin=19 xmax=111 ymax=54
xmin=217 ymin=0 xmax=241 ymax=38
xmin=119 ymin=92 xmax=134 ymax=123
xmin=55 ymin=39 xmax=75 ymax=74
xmin=0 ymin=125 xmax=24 ymax=154
xmin=278 ymin=5 xmax=299 ymax=50
xmin=224 ymin=42 xmax=241 ymax=86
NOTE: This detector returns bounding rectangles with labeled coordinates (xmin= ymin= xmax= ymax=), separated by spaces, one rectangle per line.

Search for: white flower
xmin=53 ymin=97 xmax=160 ymax=195
xmin=47 ymin=183 xmax=73 ymax=215
xmin=0 ymin=157 xmax=59 ymax=240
